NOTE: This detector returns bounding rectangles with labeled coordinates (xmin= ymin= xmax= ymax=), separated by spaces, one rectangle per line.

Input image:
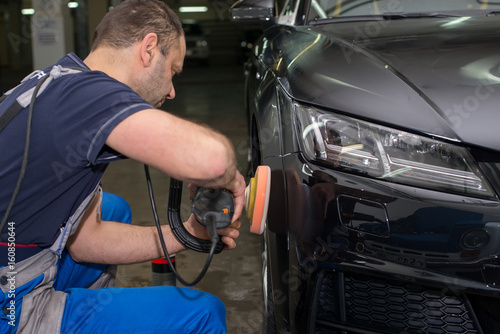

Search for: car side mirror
xmin=230 ymin=0 xmax=275 ymax=26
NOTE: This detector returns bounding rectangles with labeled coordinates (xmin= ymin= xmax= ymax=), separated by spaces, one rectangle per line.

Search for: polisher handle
xmin=192 ymin=188 xmax=234 ymax=229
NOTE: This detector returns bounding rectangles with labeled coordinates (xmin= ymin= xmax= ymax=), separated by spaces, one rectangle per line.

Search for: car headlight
xmin=296 ymin=104 xmax=497 ymax=199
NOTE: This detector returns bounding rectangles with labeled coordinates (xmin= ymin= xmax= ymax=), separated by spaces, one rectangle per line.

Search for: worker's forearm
xmin=170 ymin=124 xmax=235 ymax=187
xmin=187 ymin=132 xmax=238 ymax=188
xmin=68 ymin=220 xmax=185 ymax=265
xmin=106 ymin=109 xmax=239 ymax=188
xmin=66 ymin=194 xmax=187 ymax=264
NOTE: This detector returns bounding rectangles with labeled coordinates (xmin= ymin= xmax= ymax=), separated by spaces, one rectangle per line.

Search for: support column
xmin=31 ymin=0 xmax=74 ymax=70
xmin=87 ymin=0 xmax=108 ymax=50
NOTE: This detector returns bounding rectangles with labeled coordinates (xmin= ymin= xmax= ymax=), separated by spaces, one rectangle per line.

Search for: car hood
xmin=273 ymin=16 xmax=500 ymax=151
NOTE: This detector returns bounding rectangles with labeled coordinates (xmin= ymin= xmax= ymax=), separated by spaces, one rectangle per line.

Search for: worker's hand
xmin=187 ymin=183 xmax=200 ymax=200
xmin=225 ymin=171 xmax=246 ymax=223
xmin=217 ymin=219 xmax=241 ymax=250
xmin=183 ymin=214 xmax=241 ymax=250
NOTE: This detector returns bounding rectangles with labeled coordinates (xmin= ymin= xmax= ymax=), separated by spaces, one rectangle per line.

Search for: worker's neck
xmin=83 ymin=47 xmax=135 ymax=85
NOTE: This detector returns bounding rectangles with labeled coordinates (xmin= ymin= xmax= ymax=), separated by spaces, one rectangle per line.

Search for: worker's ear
xmin=140 ymin=33 xmax=159 ymax=68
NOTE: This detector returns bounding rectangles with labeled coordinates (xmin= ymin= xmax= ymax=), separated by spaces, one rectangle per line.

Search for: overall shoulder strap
xmin=0 ymin=66 xmax=88 ymax=133
xmin=0 ymin=99 xmax=23 ymax=133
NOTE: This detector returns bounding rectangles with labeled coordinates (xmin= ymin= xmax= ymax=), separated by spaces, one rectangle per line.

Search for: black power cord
xmin=144 ymin=165 xmax=218 ymax=287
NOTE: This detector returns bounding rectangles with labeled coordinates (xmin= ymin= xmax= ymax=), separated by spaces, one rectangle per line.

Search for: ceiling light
xmin=22 ymin=8 xmax=35 ymax=15
xmin=22 ymin=2 xmax=78 ymax=15
xmin=179 ymin=6 xmax=208 ymax=13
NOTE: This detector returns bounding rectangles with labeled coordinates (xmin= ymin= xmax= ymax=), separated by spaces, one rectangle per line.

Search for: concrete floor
xmin=100 ymin=63 xmax=264 ymax=333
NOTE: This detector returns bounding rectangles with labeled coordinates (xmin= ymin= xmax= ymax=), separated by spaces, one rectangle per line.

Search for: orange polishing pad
xmin=245 ymin=165 xmax=271 ymax=235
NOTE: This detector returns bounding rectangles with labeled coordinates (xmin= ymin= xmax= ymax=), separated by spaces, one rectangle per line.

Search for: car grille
xmin=314 ymin=272 xmax=480 ymax=334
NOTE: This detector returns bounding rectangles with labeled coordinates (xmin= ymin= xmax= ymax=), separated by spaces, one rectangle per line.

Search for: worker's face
xmin=140 ymin=35 xmax=186 ymax=108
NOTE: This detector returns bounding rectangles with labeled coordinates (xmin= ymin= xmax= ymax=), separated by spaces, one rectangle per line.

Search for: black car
xmin=231 ymin=0 xmax=500 ymax=333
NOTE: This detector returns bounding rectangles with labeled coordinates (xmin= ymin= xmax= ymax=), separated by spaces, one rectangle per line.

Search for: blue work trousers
xmin=1 ymin=193 xmax=227 ymax=333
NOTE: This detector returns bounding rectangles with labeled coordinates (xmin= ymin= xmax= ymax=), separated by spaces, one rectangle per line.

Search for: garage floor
xmin=100 ymin=63 xmax=264 ymax=333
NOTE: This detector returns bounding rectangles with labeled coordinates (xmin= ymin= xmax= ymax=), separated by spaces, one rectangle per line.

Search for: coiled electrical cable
xmin=144 ymin=165 xmax=218 ymax=287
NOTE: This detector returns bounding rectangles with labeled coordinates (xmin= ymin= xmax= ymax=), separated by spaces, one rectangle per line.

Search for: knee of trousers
xmin=196 ymin=292 xmax=227 ymax=332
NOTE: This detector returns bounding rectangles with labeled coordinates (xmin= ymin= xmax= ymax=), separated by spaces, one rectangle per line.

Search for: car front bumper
xmin=265 ymin=152 xmax=500 ymax=333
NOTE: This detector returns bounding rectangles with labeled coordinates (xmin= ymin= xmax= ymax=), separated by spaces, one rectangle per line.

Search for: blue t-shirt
xmin=0 ymin=53 xmax=153 ymax=262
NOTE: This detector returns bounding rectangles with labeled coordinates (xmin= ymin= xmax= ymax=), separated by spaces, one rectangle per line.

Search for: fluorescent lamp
xmin=22 ymin=8 xmax=35 ymax=15
xmin=22 ymin=3 xmax=78 ymax=15
xmin=179 ymin=6 xmax=208 ymax=13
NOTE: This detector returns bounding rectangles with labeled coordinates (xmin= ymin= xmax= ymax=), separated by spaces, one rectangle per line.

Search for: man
xmin=0 ymin=0 xmax=246 ymax=332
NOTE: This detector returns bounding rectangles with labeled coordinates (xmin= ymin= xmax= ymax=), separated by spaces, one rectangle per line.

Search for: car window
xmin=308 ymin=0 xmax=500 ymax=21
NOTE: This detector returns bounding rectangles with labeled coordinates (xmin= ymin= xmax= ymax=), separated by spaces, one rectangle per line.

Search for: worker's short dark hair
xmin=91 ymin=0 xmax=183 ymax=56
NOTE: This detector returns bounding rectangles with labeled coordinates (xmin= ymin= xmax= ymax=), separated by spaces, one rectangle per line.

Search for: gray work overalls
xmin=0 ymin=67 xmax=113 ymax=333
xmin=0 ymin=186 xmax=113 ymax=333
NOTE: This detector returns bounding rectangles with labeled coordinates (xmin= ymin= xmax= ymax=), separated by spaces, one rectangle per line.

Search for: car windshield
xmin=308 ymin=0 xmax=500 ymax=21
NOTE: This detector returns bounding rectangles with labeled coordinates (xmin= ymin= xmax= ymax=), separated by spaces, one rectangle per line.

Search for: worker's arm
xmin=67 ymin=108 xmax=246 ymax=264
xmin=66 ymin=193 xmax=241 ymax=264
xmin=105 ymin=108 xmax=246 ymax=219
xmin=105 ymin=108 xmax=242 ymax=192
